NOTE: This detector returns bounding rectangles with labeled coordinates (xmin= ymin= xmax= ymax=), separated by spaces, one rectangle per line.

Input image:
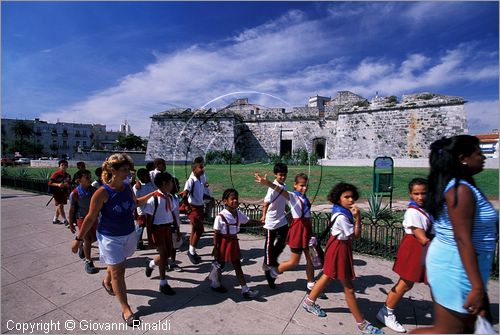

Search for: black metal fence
xmin=2 ymin=175 xmax=498 ymax=278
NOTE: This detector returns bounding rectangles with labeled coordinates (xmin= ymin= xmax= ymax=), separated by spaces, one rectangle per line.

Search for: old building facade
xmin=146 ymin=91 xmax=468 ymax=162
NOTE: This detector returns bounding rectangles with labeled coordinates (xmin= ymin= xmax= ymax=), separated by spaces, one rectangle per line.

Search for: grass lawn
xmin=4 ymin=163 xmax=498 ymax=204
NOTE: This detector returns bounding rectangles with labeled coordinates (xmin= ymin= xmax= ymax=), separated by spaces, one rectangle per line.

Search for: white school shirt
xmin=213 ymin=209 xmax=249 ymax=235
xmin=330 ymin=213 xmax=354 ymax=240
xmin=263 ymin=181 xmax=288 ymax=229
xmin=184 ymin=173 xmax=210 ymax=206
xmin=288 ymin=192 xmax=311 ymax=219
xmin=143 ymin=191 xmax=174 ymax=226
xmin=402 ymin=207 xmax=434 ymax=235
xmin=149 ymin=169 xmax=162 ymax=189
xmin=133 ymin=181 xmax=156 ymax=216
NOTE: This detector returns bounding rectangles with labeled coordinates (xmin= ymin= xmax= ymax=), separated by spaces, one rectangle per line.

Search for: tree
xmin=11 ymin=121 xmax=34 ymax=155
xmin=116 ymin=134 xmax=147 ymax=150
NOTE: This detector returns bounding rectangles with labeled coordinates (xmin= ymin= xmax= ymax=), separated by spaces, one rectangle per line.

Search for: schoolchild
xmin=71 ymin=161 xmax=87 ymax=189
xmin=68 ymin=169 xmax=98 ymax=274
xmin=209 ymin=188 xmax=259 ymax=299
xmin=48 ymin=159 xmax=71 ymax=225
xmin=254 ymin=172 xmax=316 ymax=292
xmin=143 ymin=172 xmax=181 ymax=295
xmin=260 ymin=163 xmax=289 ymax=288
xmin=301 ymin=182 xmax=384 ymax=334
xmin=91 ymin=167 xmax=104 ymax=189
xmin=133 ymin=168 xmax=156 ymax=250
xmin=167 ymin=177 xmax=183 ymax=272
xmin=180 ymin=157 xmax=214 ymax=264
xmin=377 ymin=178 xmax=433 ymax=333
xmin=150 ymin=158 xmax=166 ymax=184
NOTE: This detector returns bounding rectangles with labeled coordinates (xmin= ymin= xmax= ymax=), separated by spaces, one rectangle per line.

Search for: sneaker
xmin=242 ymin=288 xmax=259 ymax=299
xmin=84 ymin=260 xmax=99 ymax=274
xmin=52 ymin=219 xmax=61 ymax=225
xmin=78 ymin=243 xmax=85 ymax=259
xmin=377 ymin=308 xmax=406 ymax=333
xmin=302 ymin=300 xmax=326 ymax=317
xmin=264 ymin=270 xmax=276 ymax=289
xmin=145 ymin=264 xmax=154 ymax=278
xmin=171 ymin=263 xmax=183 ymax=272
xmin=307 ymin=289 xmax=328 ymax=300
xmin=187 ymin=252 xmax=201 ymax=264
xmin=210 ymin=285 xmax=227 ymax=293
xmin=63 ymin=220 xmax=69 ymax=227
xmin=159 ymin=284 xmax=176 ymax=295
xmin=358 ymin=321 xmax=385 ymax=334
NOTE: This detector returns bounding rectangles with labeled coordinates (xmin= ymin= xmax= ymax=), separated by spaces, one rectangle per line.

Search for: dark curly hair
xmin=222 ymin=188 xmax=239 ymax=200
xmin=327 ymin=182 xmax=359 ymax=204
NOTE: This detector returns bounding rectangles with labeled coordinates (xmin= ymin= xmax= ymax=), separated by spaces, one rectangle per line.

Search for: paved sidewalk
xmin=1 ymin=187 xmax=498 ymax=334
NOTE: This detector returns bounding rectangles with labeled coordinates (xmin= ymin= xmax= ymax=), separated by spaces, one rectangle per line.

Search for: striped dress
xmin=426 ymin=179 xmax=498 ymax=313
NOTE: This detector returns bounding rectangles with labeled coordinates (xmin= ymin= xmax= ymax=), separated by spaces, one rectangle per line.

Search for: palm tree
xmin=11 ymin=121 xmax=34 ymax=155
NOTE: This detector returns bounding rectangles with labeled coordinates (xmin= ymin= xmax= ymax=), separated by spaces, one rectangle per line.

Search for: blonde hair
xmin=101 ymin=153 xmax=134 ymax=184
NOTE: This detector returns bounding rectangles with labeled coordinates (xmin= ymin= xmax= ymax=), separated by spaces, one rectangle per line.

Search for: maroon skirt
xmin=286 ymin=218 xmax=312 ymax=250
xmin=216 ymin=234 xmax=240 ymax=263
xmin=393 ymin=234 xmax=426 ymax=283
xmin=323 ymin=236 xmax=355 ymax=280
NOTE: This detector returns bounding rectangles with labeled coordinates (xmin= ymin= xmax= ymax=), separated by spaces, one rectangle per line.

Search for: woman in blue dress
xmin=412 ymin=135 xmax=497 ymax=333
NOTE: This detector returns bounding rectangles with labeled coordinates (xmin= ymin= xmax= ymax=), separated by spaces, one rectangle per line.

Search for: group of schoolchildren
xmin=51 ymin=157 xmax=435 ymax=334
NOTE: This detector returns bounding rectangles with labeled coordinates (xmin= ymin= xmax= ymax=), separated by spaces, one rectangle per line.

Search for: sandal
xmin=122 ymin=312 xmax=140 ymax=327
xmin=102 ymin=281 xmax=115 ymax=296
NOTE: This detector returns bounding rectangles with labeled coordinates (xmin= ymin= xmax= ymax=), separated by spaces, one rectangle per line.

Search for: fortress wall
xmin=332 ymin=104 xmax=467 ymax=159
xmin=146 ymin=117 xmax=235 ymax=162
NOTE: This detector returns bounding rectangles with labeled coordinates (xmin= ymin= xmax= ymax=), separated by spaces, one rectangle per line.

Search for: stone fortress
xmin=145 ymin=91 xmax=467 ymax=163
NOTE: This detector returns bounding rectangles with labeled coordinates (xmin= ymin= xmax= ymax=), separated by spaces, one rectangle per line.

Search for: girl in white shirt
xmin=302 ymin=183 xmax=383 ymax=335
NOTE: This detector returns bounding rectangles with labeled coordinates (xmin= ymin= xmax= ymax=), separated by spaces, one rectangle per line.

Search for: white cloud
xmin=464 ymin=100 xmax=499 ymax=135
xmin=39 ymin=7 xmax=498 ymax=136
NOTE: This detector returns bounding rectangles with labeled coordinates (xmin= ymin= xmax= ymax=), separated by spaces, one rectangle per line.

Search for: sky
xmin=2 ymin=1 xmax=499 ymax=137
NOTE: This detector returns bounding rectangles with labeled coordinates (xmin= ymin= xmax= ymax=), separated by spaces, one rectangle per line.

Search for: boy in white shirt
xmin=133 ymin=168 xmax=156 ymax=250
xmin=143 ymin=172 xmax=181 ymax=295
xmin=260 ymin=163 xmax=289 ymax=289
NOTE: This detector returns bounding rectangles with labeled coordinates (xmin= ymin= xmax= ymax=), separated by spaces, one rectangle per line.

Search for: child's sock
xmin=53 ymin=216 xmax=59 ymax=221
xmin=306 ymin=281 xmax=315 ymax=291
xmin=159 ymin=279 xmax=168 ymax=286
xmin=241 ymin=284 xmax=249 ymax=293
xmin=189 ymin=245 xmax=196 ymax=255
xmin=149 ymin=260 xmax=156 ymax=269
xmin=384 ymin=305 xmax=395 ymax=315
xmin=303 ymin=296 xmax=315 ymax=306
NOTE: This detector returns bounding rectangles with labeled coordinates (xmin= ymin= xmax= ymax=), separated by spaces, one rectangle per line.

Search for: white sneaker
xmin=376 ymin=308 xmax=406 ymax=333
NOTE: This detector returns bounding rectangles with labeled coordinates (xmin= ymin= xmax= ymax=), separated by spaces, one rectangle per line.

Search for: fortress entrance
xmin=280 ymin=130 xmax=293 ymax=157
xmin=313 ymin=138 xmax=326 ymax=159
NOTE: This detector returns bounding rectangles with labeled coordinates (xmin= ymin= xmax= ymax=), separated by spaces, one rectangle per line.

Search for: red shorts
xmin=53 ymin=189 xmax=69 ymax=205
xmin=323 ymin=236 xmax=355 ymax=280
xmin=188 ymin=205 xmax=205 ymax=229
xmin=76 ymin=218 xmax=97 ymax=242
xmin=136 ymin=214 xmax=146 ymax=227
xmin=216 ymin=234 xmax=241 ymax=263
xmin=286 ymin=218 xmax=312 ymax=250
xmin=393 ymin=234 xmax=426 ymax=283
xmin=151 ymin=224 xmax=173 ymax=256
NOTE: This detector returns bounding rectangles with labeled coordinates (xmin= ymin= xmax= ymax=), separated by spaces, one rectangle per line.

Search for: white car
xmin=15 ymin=158 xmax=31 ymax=165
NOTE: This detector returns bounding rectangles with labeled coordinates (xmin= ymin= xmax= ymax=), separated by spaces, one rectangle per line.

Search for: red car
xmin=1 ymin=157 xmax=15 ymax=166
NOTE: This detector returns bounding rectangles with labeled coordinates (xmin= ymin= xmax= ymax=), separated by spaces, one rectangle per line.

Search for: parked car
xmin=1 ymin=157 xmax=15 ymax=166
xmin=15 ymin=158 xmax=31 ymax=165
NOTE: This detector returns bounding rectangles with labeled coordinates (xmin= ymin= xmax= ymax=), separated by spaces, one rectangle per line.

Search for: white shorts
xmin=96 ymin=230 xmax=137 ymax=265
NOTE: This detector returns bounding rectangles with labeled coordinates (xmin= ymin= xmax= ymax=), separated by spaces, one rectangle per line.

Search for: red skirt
xmin=323 ymin=236 xmax=355 ymax=280
xmin=216 ymin=234 xmax=240 ymax=263
xmin=286 ymin=218 xmax=312 ymax=249
xmin=188 ymin=205 xmax=205 ymax=227
xmin=393 ymin=234 xmax=426 ymax=283
xmin=151 ymin=224 xmax=173 ymax=257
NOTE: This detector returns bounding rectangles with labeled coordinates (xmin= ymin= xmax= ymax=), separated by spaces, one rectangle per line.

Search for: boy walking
xmin=68 ymin=170 xmax=99 ymax=274
xmin=48 ymin=159 xmax=71 ymax=225
xmin=260 ymin=163 xmax=289 ymax=288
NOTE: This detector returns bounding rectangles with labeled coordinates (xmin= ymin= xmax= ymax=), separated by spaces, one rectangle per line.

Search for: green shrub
xmin=360 ymin=193 xmax=394 ymax=224
xmin=205 ymin=150 xmax=242 ymax=164
xmin=265 ymin=148 xmax=318 ymax=166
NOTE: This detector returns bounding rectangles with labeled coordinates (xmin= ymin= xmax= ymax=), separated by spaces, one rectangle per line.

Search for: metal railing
xmin=2 ymin=176 xmax=498 ymax=279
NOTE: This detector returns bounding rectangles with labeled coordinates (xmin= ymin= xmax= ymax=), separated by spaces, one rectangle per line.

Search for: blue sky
xmin=2 ymin=1 xmax=498 ymax=136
